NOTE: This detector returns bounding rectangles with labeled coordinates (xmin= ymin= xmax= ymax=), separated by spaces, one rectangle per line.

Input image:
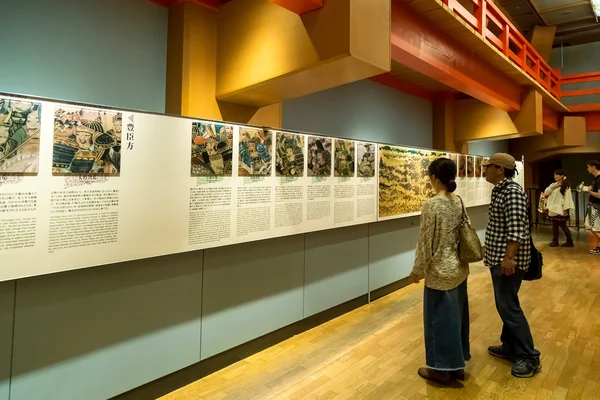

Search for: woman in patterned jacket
xmin=409 ymin=157 xmax=473 ymax=386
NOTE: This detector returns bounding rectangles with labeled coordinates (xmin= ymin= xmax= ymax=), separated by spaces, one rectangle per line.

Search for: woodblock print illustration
xmin=238 ymin=128 xmax=272 ymax=176
xmin=447 ymin=153 xmax=458 ymax=166
xmin=378 ymin=146 xmax=444 ymax=217
xmin=334 ymin=139 xmax=355 ymax=177
xmin=275 ymin=132 xmax=304 ymax=177
xmin=475 ymin=157 xmax=483 ymax=178
xmin=191 ymin=122 xmax=234 ymax=177
xmin=307 ymin=136 xmax=331 ymax=177
xmin=357 ymin=142 xmax=376 ymax=178
xmin=53 ymin=106 xmax=122 ymax=176
xmin=457 ymin=154 xmax=467 ymax=178
xmin=467 ymin=155 xmax=475 ymax=178
xmin=515 ymin=161 xmax=525 ymax=188
xmin=482 ymin=157 xmax=489 ymax=178
xmin=0 ymin=98 xmax=42 ymax=175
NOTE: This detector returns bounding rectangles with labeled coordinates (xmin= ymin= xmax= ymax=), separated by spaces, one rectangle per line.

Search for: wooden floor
xmin=161 ymin=228 xmax=600 ymax=400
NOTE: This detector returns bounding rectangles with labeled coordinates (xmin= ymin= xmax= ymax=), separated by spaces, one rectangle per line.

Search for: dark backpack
xmin=523 ymin=186 xmax=543 ymax=281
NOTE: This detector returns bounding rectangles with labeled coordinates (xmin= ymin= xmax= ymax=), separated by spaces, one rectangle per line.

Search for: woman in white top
xmin=409 ymin=157 xmax=473 ymax=386
xmin=544 ymin=169 xmax=574 ymax=247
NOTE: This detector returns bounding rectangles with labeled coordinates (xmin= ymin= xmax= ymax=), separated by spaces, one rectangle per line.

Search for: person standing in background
xmin=482 ymin=153 xmax=541 ymax=378
xmin=544 ymin=169 xmax=574 ymax=248
xmin=410 ymin=157 xmax=472 ymax=386
xmin=585 ymin=160 xmax=600 ymax=254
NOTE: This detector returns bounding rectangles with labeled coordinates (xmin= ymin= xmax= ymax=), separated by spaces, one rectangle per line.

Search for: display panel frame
xmin=0 ymin=91 xmax=523 ymax=282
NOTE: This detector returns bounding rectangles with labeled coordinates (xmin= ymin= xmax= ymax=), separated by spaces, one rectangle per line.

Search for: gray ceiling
xmin=497 ymin=0 xmax=600 ymax=46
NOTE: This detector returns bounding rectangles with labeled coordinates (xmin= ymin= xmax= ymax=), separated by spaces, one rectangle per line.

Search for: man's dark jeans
xmin=490 ymin=265 xmax=540 ymax=360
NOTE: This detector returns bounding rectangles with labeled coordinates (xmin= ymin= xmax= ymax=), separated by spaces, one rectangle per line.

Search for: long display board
xmin=0 ymin=94 xmax=523 ymax=281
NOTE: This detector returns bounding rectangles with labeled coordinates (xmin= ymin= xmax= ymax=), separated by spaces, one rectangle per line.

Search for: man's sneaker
xmin=488 ymin=345 xmax=516 ymax=361
xmin=589 ymin=246 xmax=600 ymax=254
xmin=511 ymin=359 xmax=542 ymax=378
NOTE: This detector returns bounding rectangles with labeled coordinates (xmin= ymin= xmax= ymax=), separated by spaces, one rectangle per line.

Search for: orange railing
xmin=561 ymin=72 xmax=600 ymax=98
xmin=560 ymin=72 xmax=600 ymax=112
xmin=442 ymin=0 xmax=561 ymax=100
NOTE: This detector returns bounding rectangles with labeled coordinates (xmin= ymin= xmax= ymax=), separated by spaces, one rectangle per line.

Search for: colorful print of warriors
xmin=238 ymin=128 xmax=272 ymax=176
xmin=52 ymin=106 xmax=122 ymax=176
xmin=0 ymin=98 xmax=42 ymax=175
xmin=191 ymin=122 xmax=234 ymax=177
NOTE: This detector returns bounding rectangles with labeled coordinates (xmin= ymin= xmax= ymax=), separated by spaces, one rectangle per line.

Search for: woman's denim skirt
xmin=423 ymin=279 xmax=471 ymax=371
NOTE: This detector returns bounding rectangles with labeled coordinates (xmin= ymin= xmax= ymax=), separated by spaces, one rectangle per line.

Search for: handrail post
xmin=477 ymin=0 xmax=486 ymax=36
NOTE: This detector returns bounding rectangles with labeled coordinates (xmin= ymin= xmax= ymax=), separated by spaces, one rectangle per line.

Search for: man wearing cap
xmin=482 ymin=153 xmax=541 ymax=378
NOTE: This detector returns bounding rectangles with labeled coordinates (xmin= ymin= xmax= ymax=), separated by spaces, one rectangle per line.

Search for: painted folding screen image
xmin=378 ymin=146 xmax=444 ymax=217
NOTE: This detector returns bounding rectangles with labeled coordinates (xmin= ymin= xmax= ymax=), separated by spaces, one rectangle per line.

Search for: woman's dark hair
xmin=428 ymin=157 xmax=457 ymax=193
xmin=554 ymin=169 xmax=570 ymax=196
xmin=504 ymin=167 xmax=516 ymax=179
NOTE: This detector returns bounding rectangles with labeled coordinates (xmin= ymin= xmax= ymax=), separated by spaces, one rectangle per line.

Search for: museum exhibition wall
xmin=0 ymin=0 xmax=168 ymax=113
xmin=0 ymin=78 xmax=522 ymax=400
xmin=0 ymin=93 xmax=523 ymax=282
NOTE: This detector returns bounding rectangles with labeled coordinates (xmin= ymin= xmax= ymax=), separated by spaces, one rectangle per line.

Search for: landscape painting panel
xmin=379 ymin=146 xmax=444 ymax=217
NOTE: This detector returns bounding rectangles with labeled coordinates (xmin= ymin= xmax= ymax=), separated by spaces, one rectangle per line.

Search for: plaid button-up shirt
xmin=484 ymin=178 xmax=531 ymax=270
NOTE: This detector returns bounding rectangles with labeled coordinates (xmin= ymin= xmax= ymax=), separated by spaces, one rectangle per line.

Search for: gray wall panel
xmin=10 ymin=253 xmax=203 ymax=400
xmin=468 ymin=205 xmax=490 ymax=243
xmin=282 ymin=80 xmax=433 ymax=149
xmin=0 ymin=281 xmax=15 ymax=400
xmin=368 ymin=218 xmax=420 ymax=291
xmin=468 ymin=141 xmax=509 ymax=156
xmin=201 ymin=235 xmax=305 ymax=360
xmin=304 ymin=225 xmax=369 ymax=317
xmin=0 ymin=0 xmax=168 ymax=112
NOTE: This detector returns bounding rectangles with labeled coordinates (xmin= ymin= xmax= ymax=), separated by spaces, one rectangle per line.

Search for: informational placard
xmin=0 ymin=93 xmax=520 ymax=281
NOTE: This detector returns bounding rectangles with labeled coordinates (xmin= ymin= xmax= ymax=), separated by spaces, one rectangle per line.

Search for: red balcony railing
xmin=560 ymin=72 xmax=600 ymax=112
xmin=441 ymin=0 xmax=561 ymax=100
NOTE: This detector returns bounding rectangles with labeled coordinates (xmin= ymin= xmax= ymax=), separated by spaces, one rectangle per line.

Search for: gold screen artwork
xmin=53 ymin=106 xmax=122 ymax=176
xmin=378 ymin=146 xmax=444 ymax=217
xmin=191 ymin=122 xmax=234 ymax=177
xmin=0 ymin=98 xmax=42 ymax=175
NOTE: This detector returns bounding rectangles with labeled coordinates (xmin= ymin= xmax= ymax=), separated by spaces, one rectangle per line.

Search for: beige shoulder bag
xmin=457 ymin=196 xmax=484 ymax=263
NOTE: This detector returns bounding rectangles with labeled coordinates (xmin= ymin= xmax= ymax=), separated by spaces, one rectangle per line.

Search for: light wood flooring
xmin=161 ymin=229 xmax=600 ymax=400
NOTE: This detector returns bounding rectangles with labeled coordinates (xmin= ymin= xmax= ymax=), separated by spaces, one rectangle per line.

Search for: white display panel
xmin=0 ymin=93 xmax=519 ymax=281
xmin=0 ymin=95 xmax=381 ymax=281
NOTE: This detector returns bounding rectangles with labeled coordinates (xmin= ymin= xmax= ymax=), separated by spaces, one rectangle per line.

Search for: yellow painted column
xmin=433 ymin=99 xmax=457 ymax=152
xmin=165 ymin=1 xmax=282 ymax=127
